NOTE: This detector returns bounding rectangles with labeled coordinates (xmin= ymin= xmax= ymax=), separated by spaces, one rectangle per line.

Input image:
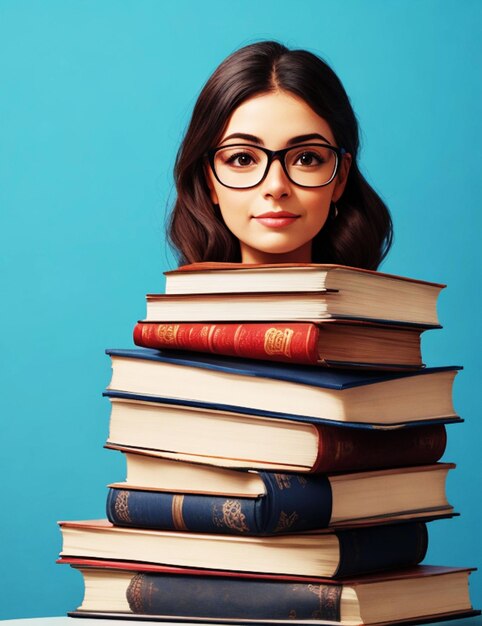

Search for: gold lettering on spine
xmin=171 ymin=495 xmax=188 ymax=530
xmin=156 ymin=324 xmax=180 ymax=345
xmin=264 ymin=328 xmax=294 ymax=357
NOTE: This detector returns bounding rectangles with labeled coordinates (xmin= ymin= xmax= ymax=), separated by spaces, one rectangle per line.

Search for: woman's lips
xmin=252 ymin=211 xmax=300 ymax=228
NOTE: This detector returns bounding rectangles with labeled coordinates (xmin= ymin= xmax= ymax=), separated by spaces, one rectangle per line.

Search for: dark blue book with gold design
xmin=62 ymin=558 xmax=481 ymax=625
xmin=106 ymin=463 xmax=455 ymax=535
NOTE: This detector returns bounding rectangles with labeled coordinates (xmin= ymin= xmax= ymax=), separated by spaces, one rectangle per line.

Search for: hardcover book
xmin=104 ymin=397 xmax=450 ymax=473
xmin=106 ymin=462 xmax=455 ymax=533
xmin=58 ymin=519 xmax=428 ymax=578
xmin=105 ymin=348 xmax=461 ymax=426
xmin=133 ymin=320 xmax=426 ymax=369
xmin=61 ymin=558 xmax=479 ymax=626
xmin=159 ymin=262 xmax=444 ymax=327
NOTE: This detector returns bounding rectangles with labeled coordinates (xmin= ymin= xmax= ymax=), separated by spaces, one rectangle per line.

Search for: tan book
xmin=104 ymin=396 xmax=450 ymax=473
xmin=58 ymin=519 xmax=428 ymax=579
xmin=105 ymin=348 xmax=460 ymax=426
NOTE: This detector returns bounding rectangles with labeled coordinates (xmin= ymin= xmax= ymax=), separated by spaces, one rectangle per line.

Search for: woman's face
xmin=205 ymin=90 xmax=351 ymax=263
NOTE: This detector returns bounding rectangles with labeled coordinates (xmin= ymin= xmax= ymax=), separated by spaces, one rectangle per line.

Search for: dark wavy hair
xmin=169 ymin=41 xmax=393 ymax=269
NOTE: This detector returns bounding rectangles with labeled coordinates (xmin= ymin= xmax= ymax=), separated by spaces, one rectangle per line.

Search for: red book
xmin=133 ymin=320 xmax=425 ymax=369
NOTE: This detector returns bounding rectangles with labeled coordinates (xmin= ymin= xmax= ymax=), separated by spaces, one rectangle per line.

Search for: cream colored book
xmin=58 ymin=519 xmax=428 ymax=578
xmin=105 ymin=348 xmax=460 ymax=426
xmin=104 ymin=395 xmax=450 ymax=474
xmin=156 ymin=263 xmax=445 ymax=326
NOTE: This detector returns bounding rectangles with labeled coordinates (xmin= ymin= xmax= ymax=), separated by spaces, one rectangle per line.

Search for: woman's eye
xmin=225 ymin=152 xmax=257 ymax=167
xmin=294 ymin=151 xmax=324 ymax=166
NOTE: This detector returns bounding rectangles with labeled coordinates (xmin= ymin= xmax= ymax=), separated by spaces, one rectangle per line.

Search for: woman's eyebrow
xmin=219 ymin=132 xmax=333 ymax=146
xmin=221 ymin=133 xmax=263 ymax=144
xmin=287 ymin=133 xmax=332 ymax=145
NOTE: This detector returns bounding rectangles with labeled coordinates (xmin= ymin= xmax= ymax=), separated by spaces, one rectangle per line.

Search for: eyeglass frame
xmin=206 ymin=142 xmax=347 ymax=190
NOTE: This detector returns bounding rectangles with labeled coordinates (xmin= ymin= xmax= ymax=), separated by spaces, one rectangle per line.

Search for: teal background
xmin=1 ymin=0 xmax=481 ymax=619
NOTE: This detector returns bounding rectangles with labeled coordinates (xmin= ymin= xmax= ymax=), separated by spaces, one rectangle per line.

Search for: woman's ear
xmin=331 ymin=152 xmax=352 ymax=203
xmin=204 ymin=163 xmax=220 ymax=205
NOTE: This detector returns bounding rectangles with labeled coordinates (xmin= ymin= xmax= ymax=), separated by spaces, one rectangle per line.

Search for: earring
xmin=331 ymin=203 xmax=339 ymax=220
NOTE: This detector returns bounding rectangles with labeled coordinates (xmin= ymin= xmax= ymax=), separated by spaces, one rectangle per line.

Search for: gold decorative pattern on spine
xmin=172 ymin=494 xmax=188 ymax=530
xmin=274 ymin=474 xmax=292 ymax=490
xmin=335 ymin=439 xmax=355 ymax=461
xmin=206 ymin=324 xmax=217 ymax=351
xmin=273 ymin=510 xmax=299 ymax=533
xmin=264 ymin=327 xmax=294 ymax=357
xmin=308 ymin=584 xmax=342 ymax=621
xmin=233 ymin=323 xmax=244 ymax=354
xmin=114 ymin=490 xmax=132 ymax=523
xmin=126 ymin=573 xmax=145 ymax=613
xmin=141 ymin=324 xmax=151 ymax=342
xmin=221 ymin=500 xmax=249 ymax=533
xmin=156 ymin=324 xmax=179 ymax=344
xmin=305 ymin=324 xmax=317 ymax=360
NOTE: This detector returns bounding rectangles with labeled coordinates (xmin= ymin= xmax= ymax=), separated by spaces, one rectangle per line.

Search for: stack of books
xmin=58 ymin=263 xmax=480 ymax=624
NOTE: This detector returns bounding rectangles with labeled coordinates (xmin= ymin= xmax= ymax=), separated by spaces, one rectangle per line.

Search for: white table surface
xmin=2 ymin=617 xmax=482 ymax=625
xmin=0 ymin=617 xmax=215 ymax=626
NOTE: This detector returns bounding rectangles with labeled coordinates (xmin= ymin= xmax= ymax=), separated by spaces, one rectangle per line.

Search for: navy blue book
xmin=123 ymin=568 xmax=479 ymax=624
xmin=64 ymin=559 xmax=481 ymax=625
xmin=106 ymin=464 xmax=455 ymax=534
xmin=105 ymin=348 xmax=461 ymax=426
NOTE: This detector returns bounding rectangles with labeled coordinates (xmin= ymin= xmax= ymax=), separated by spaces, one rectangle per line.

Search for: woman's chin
xmin=239 ymin=240 xmax=313 ymax=264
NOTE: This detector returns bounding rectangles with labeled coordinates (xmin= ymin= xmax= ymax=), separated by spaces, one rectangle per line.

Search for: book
xmin=104 ymin=397 xmax=449 ymax=473
xmin=61 ymin=559 xmax=480 ymax=625
xmin=105 ymin=348 xmax=461 ymax=426
xmin=58 ymin=519 xmax=428 ymax=578
xmin=106 ymin=462 xmax=455 ymax=533
xmin=133 ymin=320 xmax=426 ymax=369
xmin=109 ymin=450 xmax=452 ymax=496
xmin=154 ymin=263 xmax=446 ymax=327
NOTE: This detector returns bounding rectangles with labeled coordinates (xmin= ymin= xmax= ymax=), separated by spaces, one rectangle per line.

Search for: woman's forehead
xmin=220 ymin=90 xmax=336 ymax=148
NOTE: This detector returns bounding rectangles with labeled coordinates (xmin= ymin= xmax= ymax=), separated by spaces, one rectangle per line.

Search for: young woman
xmin=169 ymin=41 xmax=392 ymax=269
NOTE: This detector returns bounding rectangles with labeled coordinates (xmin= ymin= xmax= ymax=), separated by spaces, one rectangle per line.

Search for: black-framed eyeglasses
xmin=206 ymin=143 xmax=346 ymax=189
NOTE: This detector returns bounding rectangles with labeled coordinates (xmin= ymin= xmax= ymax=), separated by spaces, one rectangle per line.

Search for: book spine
xmin=127 ymin=573 xmax=342 ymax=621
xmin=312 ymin=424 xmax=447 ymax=473
xmin=335 ymin=522 xmax=428 ymax=577
xmin=106 ymin=473 xmax=332 ymax=535
xmin=133 ymin=322 xmax=320 ymax=365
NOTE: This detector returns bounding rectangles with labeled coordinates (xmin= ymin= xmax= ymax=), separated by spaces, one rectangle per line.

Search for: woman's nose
xmin=261 ymin=159 xmax=291 ymax=199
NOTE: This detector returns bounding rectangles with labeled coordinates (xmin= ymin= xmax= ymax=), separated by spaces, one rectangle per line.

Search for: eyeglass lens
xmin=212 ymin=145 xmax=338 ymax=188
